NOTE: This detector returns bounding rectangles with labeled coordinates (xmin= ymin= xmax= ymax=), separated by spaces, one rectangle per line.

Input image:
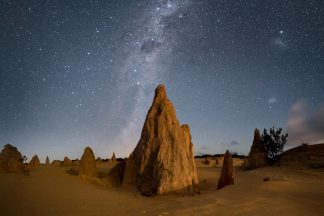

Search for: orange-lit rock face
xmin=247 ymin=129 xmax=266 ymax=169
xmin=123 ymin=84 xmax=199 ymax=195
xmin=0 ymin=144 xmax=24 ymax=173
xmin=29 ymin=154 xmax=41 ymax=168
xmin=79 ymin=147 xmax=97 ymax=178
xmin=217 ymin=150 xmax=234 ymax=189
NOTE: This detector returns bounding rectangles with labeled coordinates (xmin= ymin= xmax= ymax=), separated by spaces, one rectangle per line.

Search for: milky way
xmin=0 ymin=0 xmax=323 ymax=161
xmin=111 ymin=0 xmax=191 ymax=153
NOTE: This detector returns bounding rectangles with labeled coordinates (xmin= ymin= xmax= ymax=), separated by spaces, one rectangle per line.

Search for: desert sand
xmin=1 ymin=160 xmax=323 ymax=216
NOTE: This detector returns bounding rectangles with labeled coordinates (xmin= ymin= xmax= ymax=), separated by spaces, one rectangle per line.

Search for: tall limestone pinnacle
xmin=247 ymin=128 xmax=266 ymax=169
xmin=122 ymin=84 xmax=199 ymax=195
xmin=79 ymin=147 xmax=97 ymax=178
xmin=45 ymin=156 xmax=50 ymax=166
xmin=217 ymin=150 xmax=234 ymax=189
xmin=110 ymin=152 xmax=116 ymax=163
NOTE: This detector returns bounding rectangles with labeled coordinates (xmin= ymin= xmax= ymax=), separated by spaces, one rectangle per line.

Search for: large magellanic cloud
xmin=287 ymin=100 xmax=324 ymax=146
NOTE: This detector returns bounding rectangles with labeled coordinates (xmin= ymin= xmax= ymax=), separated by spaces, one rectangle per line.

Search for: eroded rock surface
xmin=123 ymin=84 xmax=199 ymax=195
xmin=0 ymin=144 xmax=24 ymax=173
xmin=79 ymin=147 xmax=97 ymax=178
xmin=217 ymin=150 xmax=234 ymax=189
xmin=247 ymin=129 xmax=266 ymax=169
xmin=62 ymin=156 xmax=73 ymax=167
xmin=110 ymin=152 xmax=116 ymax=164
xmin=29 ymin=155 xmax=41 ymax=168
xmin=45 ymin=156 xmax=50 ymax=166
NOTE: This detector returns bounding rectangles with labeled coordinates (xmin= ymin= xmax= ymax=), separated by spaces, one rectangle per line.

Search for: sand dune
xmin=1 ymin=162 xmax=323 ymax=216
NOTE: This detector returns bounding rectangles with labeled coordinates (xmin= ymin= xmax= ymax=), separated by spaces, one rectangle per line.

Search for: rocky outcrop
xmin=62 ymin=156 xmax=73 ymax=167
xmin=215 ymin=156 xmax=224 ymax=166
xmin=247 ymin=129 xmax=266 ymax=169
xmin=108 ymin=162 xmax=126 ymax=186
xmin=51 ymin=160 xmax=62 ymax=167
xmin=28 ymin=155 xmax=41 ymax=168
xmin=45 ymin=156 xmax=50 ymax=166
xmin=79 ymin=147 xmax=97 ymax=178
xmin=217 ymin=150 xmax=234 ymax=189
xmin=203 ymin=158 xmax=210 ymax=165
xmin=0 ymin=144 xmax=24 ymax=173
xmin=122 ymin=84 xmax=199 ymax=195
xmin=72 ymin=159 xmax=80 ymax=166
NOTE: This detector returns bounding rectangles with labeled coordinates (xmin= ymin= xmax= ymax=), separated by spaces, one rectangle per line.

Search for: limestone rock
xmin=51 ymin=160 xmax=62 ymax=167
xmin=72 ymin=159 xmax=80 ymax=166
xmin=108 ymin=161 xmax=126 ymax=186
xmin=45 ymin=156 xmax=50 ymax=166
xmin=247 ymin=129 xmax=267 ymax=169
xmin=203 ymin=158 xmax=210 ymax=165
xmin=215 ymin=156 xmax=224 ymax=166
xmin=0 ymin=144 xmax=24 ymax=173
xmin=217 ymin=150 xmax=234 ymax=189
xmin=122 ymin=84 xmax=199 ymax=195
xmin=110 ymin=152 xmax=116 ymax=163
xmin=29 ymin=155 xmax=41 ymax=168
xmin=79 ymin=147 xmax=97 ymax=178
xmin=62 ymin=156 xmax=73 ymax=167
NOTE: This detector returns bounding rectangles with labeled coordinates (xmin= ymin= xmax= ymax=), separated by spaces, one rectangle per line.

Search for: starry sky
xmin=1 ymin=0 xmax=324 ymax=161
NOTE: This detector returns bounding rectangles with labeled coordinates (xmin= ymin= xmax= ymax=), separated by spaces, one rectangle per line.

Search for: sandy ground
xmin=1 ymin=161 xmax=324 ymax=216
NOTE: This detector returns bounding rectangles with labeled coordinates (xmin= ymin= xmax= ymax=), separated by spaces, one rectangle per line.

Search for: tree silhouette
xmin=262 ymin=127 xmax=288 ymax=164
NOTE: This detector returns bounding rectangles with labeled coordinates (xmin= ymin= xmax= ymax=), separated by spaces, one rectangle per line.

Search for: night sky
xmin=1 ymin=0 xmax=324 ymax=161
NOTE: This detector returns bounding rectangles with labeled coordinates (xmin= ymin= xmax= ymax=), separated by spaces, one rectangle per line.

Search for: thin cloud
xmin=200 ymin=145 xmax=208 ymax=151
xmin=287 ymin=100 xmax=324 ymax=146
xmin=230 ymin=140 xmax=239 ymax=146
xmin=221 ymin=140 xmax=240 ymax=146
